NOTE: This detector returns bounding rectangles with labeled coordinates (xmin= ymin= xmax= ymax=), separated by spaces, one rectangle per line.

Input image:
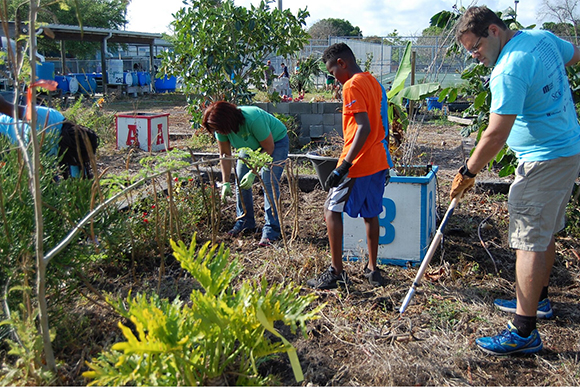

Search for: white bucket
xmin=67 ymin=76 xmax=79 ymax=94
xmin=124 ymin=72 xmax=134 ymax=86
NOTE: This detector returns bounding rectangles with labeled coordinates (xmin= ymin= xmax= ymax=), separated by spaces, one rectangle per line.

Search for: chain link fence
xmin=284 ymin=35 xmax=473 ymax=90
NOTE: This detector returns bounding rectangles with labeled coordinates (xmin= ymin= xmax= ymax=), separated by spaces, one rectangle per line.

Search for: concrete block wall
xmin=254 ymin=102 xmax=342 ymax=146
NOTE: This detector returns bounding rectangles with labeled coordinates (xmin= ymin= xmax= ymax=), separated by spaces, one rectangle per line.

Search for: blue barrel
xmin=155 ymin=75 xmax=177 ymax=93
xmin=55 ymin=75 xmax=69 ymax=93
xmin=131 ymin=72 xmax=138 ymax=86
xmin=137 ymin=72 xmax=148 ymax=86
xmin=86 ymin=74 xmax=97 ymax=92
xmin=72 ymin=73 xmax=97 ymax=94
xmin=36 ymin=62 xmax=55 ymax=80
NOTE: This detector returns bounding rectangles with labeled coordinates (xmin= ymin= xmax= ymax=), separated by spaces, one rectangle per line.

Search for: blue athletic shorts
xmin=324 ymin=169 xmax=388 ymax=218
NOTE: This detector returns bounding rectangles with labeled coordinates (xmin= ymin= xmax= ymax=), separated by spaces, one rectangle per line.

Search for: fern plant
xmin=0 ymin=308 xmax=56 ymax=386
xmin=83 ymin=235 xmax=322 ymax=386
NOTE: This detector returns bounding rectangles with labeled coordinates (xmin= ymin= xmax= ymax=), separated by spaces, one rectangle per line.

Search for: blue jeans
xmin=235 ymin=135 xmax=289 ymax=240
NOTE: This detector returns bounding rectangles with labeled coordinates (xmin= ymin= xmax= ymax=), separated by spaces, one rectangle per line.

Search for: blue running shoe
xmin=476 ymin=321 xmax=543 ymax=356
xmin=494 ymin=298 xmax=553 ymax=319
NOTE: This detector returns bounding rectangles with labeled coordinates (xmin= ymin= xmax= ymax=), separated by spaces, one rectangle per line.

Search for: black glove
xmin=325 ymin=160 xmax=352 ymax=191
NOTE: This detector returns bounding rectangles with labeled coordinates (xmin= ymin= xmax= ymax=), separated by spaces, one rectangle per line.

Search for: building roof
xmin=42 ymin=24 xmax=164 ymax=45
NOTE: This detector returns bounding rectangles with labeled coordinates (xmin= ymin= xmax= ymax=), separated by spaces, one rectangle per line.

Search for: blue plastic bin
xmin=426 ymin=97 xmax=443 ymax=111
xmin=155 ymin=75 xmax=177 ymax=93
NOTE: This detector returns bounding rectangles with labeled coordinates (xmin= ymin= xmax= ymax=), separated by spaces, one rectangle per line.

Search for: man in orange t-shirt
xmin=307 ymin=43 xmax=392 ymax=290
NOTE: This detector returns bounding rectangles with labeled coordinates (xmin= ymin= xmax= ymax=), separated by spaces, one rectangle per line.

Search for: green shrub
xmin=274 ymin=113 xmax=301 ymax=151
xmin=0 ymin=136 xmax=115 ymax=288
xmin=0 ymin=309 xmax=56 ymax=386
xmin=63 ymin=96 xmax=116 ymax=145
xmin=83 ymin=235 xmax=322 ymax=386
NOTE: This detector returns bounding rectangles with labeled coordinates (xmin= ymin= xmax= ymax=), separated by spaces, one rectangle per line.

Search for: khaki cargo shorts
xmin=508 ymin=153 xmax=580 ymax=251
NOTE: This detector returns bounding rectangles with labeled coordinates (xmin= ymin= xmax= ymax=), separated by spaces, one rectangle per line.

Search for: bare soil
xmin=56 ymin=96 xmax=580 ymax=385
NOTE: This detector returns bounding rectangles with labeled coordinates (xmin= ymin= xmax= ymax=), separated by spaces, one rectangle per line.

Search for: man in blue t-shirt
xmin=451 ymin=6 xmax=580 ymax=356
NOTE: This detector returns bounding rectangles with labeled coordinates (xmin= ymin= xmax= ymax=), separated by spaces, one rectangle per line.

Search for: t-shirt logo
xmin=345 ymin=99 xmax=357 ymax=108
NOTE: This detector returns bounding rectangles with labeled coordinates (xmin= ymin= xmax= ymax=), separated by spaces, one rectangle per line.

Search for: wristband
xmin=459 ymin=163 xmax=476 ymax=178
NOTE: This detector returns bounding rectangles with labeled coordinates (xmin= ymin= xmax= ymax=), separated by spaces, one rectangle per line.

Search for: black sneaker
xmin=364 ymin=266 xmax=387 ymax=287
xmin=227 ymin=220 xmax=256 ymax=237
xmin=306 ymin=266 xmax=351 ymax=290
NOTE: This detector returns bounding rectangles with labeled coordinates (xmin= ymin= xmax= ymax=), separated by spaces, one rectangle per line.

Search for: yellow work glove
xmin=239 ymin=172 xmax=256 ymax=190
xmin=449 ymin=164 xmax=476 ymax=201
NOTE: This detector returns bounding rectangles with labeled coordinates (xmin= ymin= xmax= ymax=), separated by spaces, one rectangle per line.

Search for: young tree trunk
xmin=27 ymin=0 xmax=57 ymax=371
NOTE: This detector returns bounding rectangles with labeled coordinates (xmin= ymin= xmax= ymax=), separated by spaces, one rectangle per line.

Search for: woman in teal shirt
xmin=202 ymin=101 xmax=289 ymax=246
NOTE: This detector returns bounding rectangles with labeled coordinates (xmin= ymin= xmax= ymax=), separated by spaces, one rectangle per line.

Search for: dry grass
xmin=229 ymin=183 xmax=580 ymax=386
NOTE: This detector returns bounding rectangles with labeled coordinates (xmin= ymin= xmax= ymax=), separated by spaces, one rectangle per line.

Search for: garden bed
xmin=2 ymin=96 xmax=579 ymax=386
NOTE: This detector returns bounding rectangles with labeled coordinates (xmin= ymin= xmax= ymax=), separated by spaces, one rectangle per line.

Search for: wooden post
xmin=100 ymin=40 xmax=107 ymax=94
xmin=409 ymin=50 xmax=416 ymax=117
xmin=60 ymin=40 xmax=66 ymax=75
xmin=149 ymin=41 xmax=155 ymax=93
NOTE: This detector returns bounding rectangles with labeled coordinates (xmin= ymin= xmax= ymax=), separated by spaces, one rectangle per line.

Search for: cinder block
xmin=324 ymin=126 xmax=341 ymax=136
xmin=264 ymin=103 xmax=287 ymax=114
xmin=310 ymin=124 xmax=324 ymax=138
xmin=289 ymin=102 xmax=315 ymax=114
xmin=334 ymin=113 xmax=343 ymax=126
xmin=323 ymin=102 xmax=342 ymax=114
xmin=301 ymin=114 xmax=323 ymax=128
xmin=266 ymin=103 xmax=276 ymax=113
xmin=299 ymin=124 xmax=310 ymax=137
xmin=254 ymin=102 xmax=268 ymax=111
xmin=315 ymin=102 xmax=325 ymax=114
xmin=323 ymin=114 xmax=335 ymax=126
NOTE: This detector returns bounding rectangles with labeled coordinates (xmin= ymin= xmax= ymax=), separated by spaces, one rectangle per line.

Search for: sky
xmin=126 ymin=0 xmax=547 ymax=37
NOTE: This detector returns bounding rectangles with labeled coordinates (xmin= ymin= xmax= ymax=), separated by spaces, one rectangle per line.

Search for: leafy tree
xmin=307 ymin=18 xmax=362 ymax=39
xmin=158 ymin=0 xmax=309 ymax=122
xmin=542 ymin=21 xmax=577 ymax=35
xmin=421 ymin=25 xmax=445 ymax=36
xmin=382 ymin=29 xmax=407 ymax=47
xmin=290 ymin=55 xmax=322 ymax=93
xmin=539 ymin=0 xmax=580 ymax=43
xmin=362 ymin=35 xmax=384 ymax=44
xmin=3 ymin=0 xmax=130 ymax=59
xmin=433 ymin=6 xmax=531 ymax=176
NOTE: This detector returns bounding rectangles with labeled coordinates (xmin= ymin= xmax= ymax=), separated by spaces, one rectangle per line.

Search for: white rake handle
xmin=399 ymin=198 xmax=459 ymax=314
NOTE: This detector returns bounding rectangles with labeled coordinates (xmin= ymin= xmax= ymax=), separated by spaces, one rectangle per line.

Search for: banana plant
xmin=387 ymin=41 xmax=441 ymax=145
